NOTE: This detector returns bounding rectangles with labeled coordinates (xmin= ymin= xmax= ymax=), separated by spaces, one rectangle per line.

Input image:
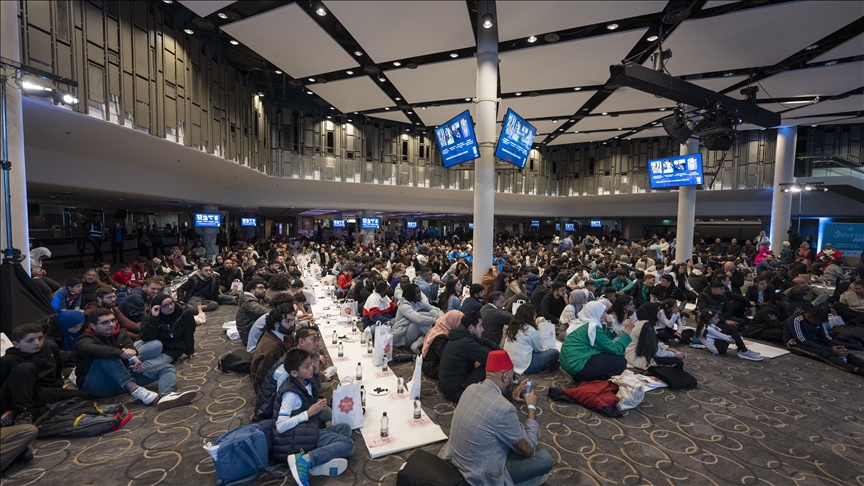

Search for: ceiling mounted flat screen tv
xmin=406 ymin=221 xmax=418 ymax=229
xmin=332 ymin=219 xmax=346 ymax=228
xmin=240 ymin=217 xmax=257 ymax=227
xmin=590 ymin=220 xmax=602 ymax=228
xmin=468 ymin=223 xmax=474 ymax=229
xmin=564 ymin=223 xmax=575 ymax=232
xmin=530 ymin=220 xmax=540 ymax=227
xmin=495 ymin=108 xmax=537 ymax=169
xmin=648 ymin=153 xmax=704 ymax=189
xmin=435 ymin=110 xmax=480 ymax=168
xmin=194 ymin=213 xmax=221 ymax=227
xmin=361 ymin=217 xmax=380 ymax=229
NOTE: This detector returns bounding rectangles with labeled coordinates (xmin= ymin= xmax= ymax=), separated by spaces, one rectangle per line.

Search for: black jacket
xmin=140 ymin=308 xmax=196 ymax=359
xmin=74 ymin=328 xmax=135 ymax=389
xmin=745 ymin=301 xmax=788 ymax=339
xmin=460 ymin=296 xmax=483 ymax=315
xmin=236 ymin=292 xmax=271 ymax=346
xmin=437 ymin=326 xmax=499 ymax=398
xmin=0 ymin=341 xmax=64 ymax=390
xmin=479 ymin=303 xmax=513 ymax=345
xmin=539 ymin=292 xmax=566 ymax=325
xmin=218 ymin=267 xmax=242 ymax=290
xmin=651 ymin=284 xmax=686 ymax=302
xmin=529 ymin=285 xmax=550 ymax=308
xmin=745 ymin=284 xmax=776 ymax=308
xmin=177 ymin=274 xmax=220 ymax=302
xmin=118 ymin=288 xmax=149 ymax=323
xmin=697 ymin=290 xmax=749 ymax=319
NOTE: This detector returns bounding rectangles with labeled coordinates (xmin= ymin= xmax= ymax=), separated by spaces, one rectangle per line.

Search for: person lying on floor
xmin=1 ymin=324 xmax=89 ymax=426
xmin=783 ymin=307 xmax=864 ymax=376
xmin=74 ymin=308 xmax=195 ymax=409
xmin=275 ymin=349 xmax=354 ymax=485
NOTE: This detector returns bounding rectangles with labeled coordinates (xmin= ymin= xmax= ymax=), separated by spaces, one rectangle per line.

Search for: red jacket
xmin=112 ymin=270 xmax=133 ymax=286
xmin=564 ymin=380 xmax=619 ymax=409
xmin=337 ymin=273 xmax=353 ymax=290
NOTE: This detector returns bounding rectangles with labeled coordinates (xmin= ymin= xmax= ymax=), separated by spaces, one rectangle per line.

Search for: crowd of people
xmin=3 ymin=225 xmax=863 ymax=485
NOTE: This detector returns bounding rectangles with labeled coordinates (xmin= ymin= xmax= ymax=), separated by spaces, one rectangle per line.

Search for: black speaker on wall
xmin=662 ymin=113 xmax=693 ymax=145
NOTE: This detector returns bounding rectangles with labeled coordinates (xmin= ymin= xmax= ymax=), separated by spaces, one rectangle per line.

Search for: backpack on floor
xmin=35 ymin=397 xmax=131 ymax=438
xmin=396 ymin=449 xmax=468 ymax=486
xmin=218 ymin=350 xmax=253 ymax=374
xmin=210 ymin=414 xmax=288 ymax=486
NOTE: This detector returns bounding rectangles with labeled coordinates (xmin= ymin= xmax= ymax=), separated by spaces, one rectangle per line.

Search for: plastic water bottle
xmin=382 ymin=359 xmax=389 ymax=372
xmin=352 ymin=320 xmax=358 ymax=333
xmin=338 ymin=342 xmax=344 ymax=357
xmin=367 ymin=339 xmax=373 ymax=354
xmin=361 ymin=385 xmax=366 ymax=407
xmin=397 ymin=377 xmax=405 ymax=394
xmin=413 ymin=399 xmax=422 ymax=420
xmin=356 ymin=362 xmax=363 ymax=380
xmin=332 ymin=330 xmax=337 ymax=344
xmin=380 ymin=412 xmax=389 ymax=437
xmin=360 ymin=329 xmax=367 ymax=345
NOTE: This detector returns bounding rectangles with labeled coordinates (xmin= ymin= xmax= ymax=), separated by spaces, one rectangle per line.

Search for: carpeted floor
xmin=2 ymin=260 xmax=863 ymax=485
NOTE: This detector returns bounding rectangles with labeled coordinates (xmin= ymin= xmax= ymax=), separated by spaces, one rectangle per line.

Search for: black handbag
xmin=396 ymin=450 xmax=468 ymax=486
xmin=647 ymin=365 xmax=698 ymax=390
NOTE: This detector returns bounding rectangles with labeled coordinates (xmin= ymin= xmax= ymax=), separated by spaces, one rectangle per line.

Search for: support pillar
xmin=0 ymin=0 xmax=30 ymax=273
xmin=674 ymin=138 xmax=699 ymax=263
xmin=359 ymin=210 xmax=376 ymax=246
xmin=471 ymin=0 xmax=498 ymax=284
xmin=200 ymin=205 xmax=219 ymax=260
xmin=769 ymin=126 xmax=797 ymax=254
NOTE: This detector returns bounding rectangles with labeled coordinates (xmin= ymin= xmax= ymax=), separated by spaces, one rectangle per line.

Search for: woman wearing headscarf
xmin=421 ymin=310 xmax=463 ymax=380
xmin=29 ymin=247 xmax=61 ymax=296
xmin=559 ymin=284 xmax=596 ymax=336
xmin=560 ymin=301 xmax=634 ymax=382
xmin=139 ymin=293 xmax=197 ymax=364
xmin=794 ymin=242 xmax=813 ymax=272
xmin=776 ymin=241 xmax=793 ymax=267
xmin=625 ymin=302 xmax=686 ymax=371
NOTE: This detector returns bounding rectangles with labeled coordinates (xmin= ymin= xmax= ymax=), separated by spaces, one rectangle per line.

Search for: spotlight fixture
xmin=308 ymin=78 xmax=315 ymax=82
xmin=229 ymin=39 xmax=239 ymax=45
xmin=406 ymin=128 xmax=411 ymax=132
xmin=407 ymin=111 xmax=413 ymax=114
xmin=393 ymin=62 xmax=401 ymax=67
xmin=354 ymin=51 xmax=363 ymax=56
xmin=527 ymin=35 xmax=537 ymax=43
xmin=306 ymin=91 xmax=313 ymax=95
xmin=659 ymin=108 xmax=666 ymax=111
xmin=607 ymin=23 xmax=619 ymax=30
xmin=62 ymin=93 xmax=79 ymax=105
xmin=647 ymin=35 xmax=659 ymax=42
xmin=327 ymin=115 xmax=331 ymax=119
xmin=184 ymin=28 xmax=194 ymax=34
xmin=379 ymin=77 xmax=386 ymax=82
xmin=601 ymin=112 xmax=608 ymax=115
xmin=346 ymin=70 xmax=353 ymax=75
xmin=450 ymin=53 xmax=459 ymax=58
xmin=20 ymin=80 xmax=52 ymax=92
xmin=347 ymin=119 xmax=352 ymax=122
xmin=330 ymin=106 xmax=335 ymax=110
xmin=421 ymin=106 xmax=427 ymax=110
xmin=552 ymin=119 xmax=558 ymax=123
xmin=258 ymin=91 xmax=265 ymax=96
xmin=573 ymin=87 xmax=581 ymax=91
xmin=395 ymin=97 xmax=401 ymax=101
xmin=573 ymin=130 xmax=579 ymax=133
xmin=385 ymin=107 xmax=390 ymax=110
xmin=217 ymin=12 xmax=228 ymax=19
xmin=162 ymin=0 xmax=173 ymax=3
xmin=316 ymin=7 xmax=326 ymax=16
xmin=275 ymin=70 xmax=282 ymax=74
xmin=464 ymin=98 xmax=471 ymax=101
xmin=482 ymin=13 xmax=493 ymax=29
xmin=515 ymin=92 xmax=522 ymax=96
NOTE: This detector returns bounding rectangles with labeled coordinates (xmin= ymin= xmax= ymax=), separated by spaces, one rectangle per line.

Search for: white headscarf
xmin=30 ymin=247 xmax=51 ymax=272
xmin=571 ymin=301 xmax=608 ymax=346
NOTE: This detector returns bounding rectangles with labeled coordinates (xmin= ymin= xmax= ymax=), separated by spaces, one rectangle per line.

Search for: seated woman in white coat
xmin=625 ymin=302 xmax=686 ymax=370
xmin=392 ymin=283 xmax=444 ymax=354
xmin=502 ymin=304 xmax=560 ymax=375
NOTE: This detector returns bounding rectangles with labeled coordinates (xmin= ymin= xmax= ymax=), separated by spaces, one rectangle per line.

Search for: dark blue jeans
xmin=307 ymin=423 xmax=355 ymax=467
xmin=507 ymin=448 xmax=553 ymax=486
xmin=523 ymin=349 xmax=560 ymax=375
xmin=83 ymin=358 xmax=176 ymax=397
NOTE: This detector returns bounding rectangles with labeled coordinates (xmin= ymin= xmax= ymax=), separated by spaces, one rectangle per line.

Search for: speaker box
xmin=662 ymin=115 xmax=692 ymax=145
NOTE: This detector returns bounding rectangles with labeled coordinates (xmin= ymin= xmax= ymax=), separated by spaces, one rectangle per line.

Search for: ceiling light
xmin=184 ymin=28 xmax=194 ymax=35
xmin=306 ymin=91 xmax=313 ymax=95
xmin=552 ymin=119 xmax=558 ymax=123
xmin=275 ymin=70 xmax=282 ymax=74
xmin=217 ymin=12 xmax=228 ymax=19
xmin=308 ymin=78 xmax=315 ymax=82
xmin=465 ymin=98 xmax=471 ymax=101
xmin=723 ymin=72 xmax=734 ymax=77
xmin=326 ymin=115 xmax=331 ymax=119
xmin=354 ymin=51 xmax=363 ymax=56
xmin=407 ymin=111 xmax=413 ymax=114
xmin=395 ymin=97 xmax=401 ymax=101
xmin=385 ymin=107 xmax=390 ymax=110
xmin=258 ymin=91 xmax=265 ymax=96
xmin=646 ymin=35 xmax=659 ymax=42
xmin=482 ymin=13 xmax=493 ymax=29
xmin=573 ymin=130 xmax=579 ymax=133
xmin=617 ymin=128 xmax=622 ymax=130
xmin=421 ymin=106 xmax=427 ymax=110
xmin=805 ymin=44 xmax=819 ymax=51
xmin=659 ymin=108 xmax=666 ymax=111
xmin=316 ymin=7 xmax=326 ymax=16
xmin=229 ymin=39 xmax=239 ymax=45
xmin=162 ymin=0 xmax=173 ymax=3
xmin=790 ymin=187 xmax=801 ymax=192
xmin=582 ymin=108 xmax=589 ymax=111
xmin=354 ymin=112 xmax=358 ymax=114
xmin=347 ymin=119 xmax=352 ymax=122
xmin=824 ymin=60 xmax=838 ymax=66
xmin=379 ymin=77 xmax=386 ymax=82
xmin=527 ymin=36 xmax=537 ymax=43
xmin=573 ymin=87 xmax=581 ymax=91
xmin=416 ymin=123 xmax=420 ymax=125
xmin=558 ymin=128 xmax=563 ymax=131
xmin=393 ymin=62 xmax=401 ymax=67
xmin=20 ymin=81 xmax=52 ymax=92
xmin=450 ymin=53 xmax=459 ymax=58
xmin=406 ymin=129 xmax=411 ymax=132
xmin=515 ymin=92 xmax=522 ymax=96
xmin=61 ymin=93 xmax=79 ymax=105
xmin=607 ymin=23 xmax=619 ymax=30
xmin=330 ymin=106 xmax=335 ymax=110
xmin=601 ymin=112 xmax=608 ymax=115
xmin=811 ymin=124 xmax=817 ymax=127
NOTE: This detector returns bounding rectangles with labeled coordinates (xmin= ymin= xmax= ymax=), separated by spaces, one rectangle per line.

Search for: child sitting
xmin=273 ymin=349 xmax=354 ymax=485
xmin=695 ymin=309 xmax=763 ymax=361
xmin=0 ymin=323 xmax=89 ymax=425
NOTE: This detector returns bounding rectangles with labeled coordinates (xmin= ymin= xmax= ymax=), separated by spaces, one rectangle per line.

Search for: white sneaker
xmin=156 ymin=391 xmax=196 ymax=410
xmin=131 ymin=386 xmax=159 ymax=405
xmin=310 ymin=457 xmax=348 ymax=477
xmin=738 ymin=349 xmax=763 ymax=361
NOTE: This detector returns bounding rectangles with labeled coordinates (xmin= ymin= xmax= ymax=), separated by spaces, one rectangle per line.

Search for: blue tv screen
xmin=240 ymin=217 xmax=257 ymax=227
xmin=530 ymin=220 xmax=540 ymax=227
xmin=564 ymin=223 xmax=575 ymax=232
xmin=555 ymin=223 xmax=560 ymax=231
xmin=332 ymin=219 xmax=346 ymax=228
xmin=495 ymin=109 xmax=537 ymax=169
xmin=435 ymin=110 xmax=480 ymax=168
xmin=468 ymin=223 xmax=474 ymax=229
xmin=648 ymin=153 xmax=704 ymax=189
xmin=406 ymin=221 xmax=418 ymax=229
xmin=590 ymin=220 xmax=602 ymax=228
xmin=194 ymin=213 xmax=221 ymax=227
xmin=361 ymin=217 xmax=380 ymax=229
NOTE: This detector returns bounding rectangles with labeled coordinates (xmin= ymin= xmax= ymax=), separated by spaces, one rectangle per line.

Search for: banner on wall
xmin=823 ymin=223 xmax=864 ymax=254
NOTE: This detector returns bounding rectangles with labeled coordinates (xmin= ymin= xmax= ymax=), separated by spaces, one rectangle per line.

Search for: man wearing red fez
xmin=438 ymin=349 xmax=554 ymax=485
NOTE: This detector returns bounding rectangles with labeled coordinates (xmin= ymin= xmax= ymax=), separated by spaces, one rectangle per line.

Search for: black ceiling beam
xmin=608 ymin=63 xmax=781 ymax=128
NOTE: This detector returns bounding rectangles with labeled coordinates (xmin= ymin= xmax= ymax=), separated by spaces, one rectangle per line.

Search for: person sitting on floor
xmin=139 ymin=293 xmax=197 ymax=364
xmin=560 ymin=301 xmax=634 ymax=382
xmin=176 ymin=261 xmax=237 ymax=312
xmin=275 ymin=349 xmax=355 ymax=484
xmin=51 ymin=277 xmax=86 ymax=352
xmin=1 ymin=324 xmax=89 ymax=426
xmin=236 ymin=278 xmax=271 ymax=346
xmin=502 ymin=304 xmax=560 ymax=375
xmin=460 ymin=283 xmax=485 ymax=315
xmin=438 ymin=350 xmax=553 ymax=486
xmin=97 ymin=262 xmax=121 ymax=288
xmin=362 ymin=280 xmax=397 ymax=330
xmin=480 ymin=291 xmax=514 ymax=346
xmin=246 ymin=293 xmax=295 ymax=353
xmin=744 ymin=292 xmax=795 ymax=342
xmin=438 ymin=311 xmax=501 ymax=403
xmin=111 ymin=263 xmax=136 ymax=287
xmin=118 ymin=276 xmax=165 ymax=323
xmin=694 ymin=308 xmax=762 ymax=361
xmin=75 ymin=308 xmax=195 ymax=409
xmin=0 ymin=422 xmax=38 ymax=472
xmin=421 ymin=310 xmax=464 ymax=380
xmin=250 ymin=302 xmax=296 ymax=394
xmin=654 ymin=299 xmax=686 ymax=343
xmin=625 ymin=303 xmax=686 ymax=371
xmin=821 ymin=258 xmax=849 ymax=287
xmin=783 ymin=307 xmax=864 ymax=376
xmin=836 ymin=280 xmax=864 ymax=326
xmin=83 ymin=288 xmax=141 ymax=340
xmin=217 ymin=258 xmax=242 ymax=292
xmin=126 ymin=257 xmax=151 ymax=288
xmin=393 ymin=283 xmax=444 ymax=354
xmin=81 ymin=268 xmax=114 ymax=305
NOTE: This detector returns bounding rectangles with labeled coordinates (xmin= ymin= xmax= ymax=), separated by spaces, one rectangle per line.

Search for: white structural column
xmin=674 ymin=138 xmax=699 ymax=263
xmin=769 ymin=126 xmax=797 ymax=254
xmin=359 ymin=210 xmax=376 ymax=246
xmin=200 ymin=205 xmax=220 ymax=259
xmin=472 ymin=0 xmax=498 ymax=284
xmin=0 ymin=0 xmax=30 ymax=273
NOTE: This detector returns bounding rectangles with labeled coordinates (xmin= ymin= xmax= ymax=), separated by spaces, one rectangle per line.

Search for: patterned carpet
xmin=3 ymin=264 xmax=863 ymax=485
